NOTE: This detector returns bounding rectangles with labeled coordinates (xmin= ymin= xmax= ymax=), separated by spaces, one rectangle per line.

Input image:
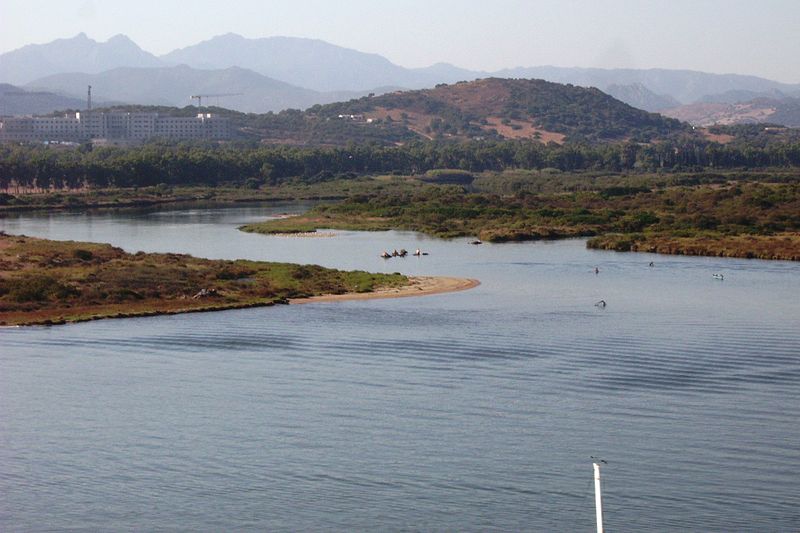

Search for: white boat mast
xmin=593 ymin=462 xmax=604 ymax=533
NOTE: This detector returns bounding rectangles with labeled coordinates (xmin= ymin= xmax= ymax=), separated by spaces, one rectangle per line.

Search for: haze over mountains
xmin=0 ymin=83 xmax=86 ymax=116
xmin=0 ymin=33 xmax=162 ymax=85
xmin=162 ymin=33 xmax=474 ymax=93
xmin=2 ymin=33 xmax=800 ymax=124
xmin=25 ymin=66 xmax=367 ymax=114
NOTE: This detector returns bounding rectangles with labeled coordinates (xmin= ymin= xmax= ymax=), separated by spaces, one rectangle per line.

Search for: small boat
xmin=399 ymin=249 xmax=408 ymax=257
xmin=413 ymin=249 xmax=422 ymax=256
xmin=595 ymin=300 xmax=606 ymax=308
xmin=712 ymin=273 xmax=724 ymax=280
xmin=470 ymin=240 xmax=482 ymax=245
xmin=380 ymin=251 xmax=392 ymax=259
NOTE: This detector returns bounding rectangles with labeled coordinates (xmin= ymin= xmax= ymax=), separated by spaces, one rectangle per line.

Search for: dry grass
xmin=483 ymin=116 xmax=565 ymax=143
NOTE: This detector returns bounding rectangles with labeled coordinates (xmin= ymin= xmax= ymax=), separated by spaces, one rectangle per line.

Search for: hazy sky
xmin=2 ymin=0 xmax=799 ymax=83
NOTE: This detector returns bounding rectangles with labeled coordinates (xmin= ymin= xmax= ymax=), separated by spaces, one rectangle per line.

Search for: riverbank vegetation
xmin=241 ymin=180 xmax=800 ymax=260
xmin=2 ymin=139 xmax=800 ymax=261
xmin=0 ymin=233 xmax=407 ymax=326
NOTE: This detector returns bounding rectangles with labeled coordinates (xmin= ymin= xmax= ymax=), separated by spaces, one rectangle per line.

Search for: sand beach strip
xmin=290 ymin=276 xmax=480 ymax=304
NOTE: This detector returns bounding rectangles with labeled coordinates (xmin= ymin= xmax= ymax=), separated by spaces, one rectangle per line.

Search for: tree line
xmin=1 ymin=139 xmax=800 ymax=191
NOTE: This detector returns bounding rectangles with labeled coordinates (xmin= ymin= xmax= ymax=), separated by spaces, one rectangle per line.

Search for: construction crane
xmin=190 ymin=93 xmax=242 ymax=109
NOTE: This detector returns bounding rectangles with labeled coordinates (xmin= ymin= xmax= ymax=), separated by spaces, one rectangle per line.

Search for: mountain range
xmin=25 ymin=66 xmax=370 ymax=113
xmin=2 ymin=33 xmax=800 ymax=123
xmin=0 ymin=33 xmax=161 ymax=86
xmin=161 ymin=33 xmax=475 ymax=92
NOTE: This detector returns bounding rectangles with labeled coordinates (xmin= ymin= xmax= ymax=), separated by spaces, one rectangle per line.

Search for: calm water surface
xmin=1 ymin=204 xmax=799 ymax=531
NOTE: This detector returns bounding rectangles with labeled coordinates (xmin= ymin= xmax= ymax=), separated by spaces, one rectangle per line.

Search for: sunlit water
xmin=1 ymin=204 xmax=799 ymax=531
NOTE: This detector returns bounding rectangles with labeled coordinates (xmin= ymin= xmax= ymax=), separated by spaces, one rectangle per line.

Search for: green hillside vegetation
xmin=0 ymin=233 xmax=407 ymax=325
xmin=312 ymin=78 xmax=688 ymax=143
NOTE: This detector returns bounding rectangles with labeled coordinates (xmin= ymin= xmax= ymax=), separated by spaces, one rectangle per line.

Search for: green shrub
xmin=73 ymin=249 xmax=94 ymax=261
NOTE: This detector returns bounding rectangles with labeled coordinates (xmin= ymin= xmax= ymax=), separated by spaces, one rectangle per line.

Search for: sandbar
xmin=290 ymin=276 xmax=480 ymax=304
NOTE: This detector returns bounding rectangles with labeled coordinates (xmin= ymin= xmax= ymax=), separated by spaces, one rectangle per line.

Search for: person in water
xmin=595 ymin=267 xmax=599 ymax=275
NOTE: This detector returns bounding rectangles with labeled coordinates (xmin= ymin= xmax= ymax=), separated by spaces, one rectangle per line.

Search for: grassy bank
xmin=587 ymin=232 xmax=800 ymax=260
xmin=0 ymin=185 xmax=325 ymax=212
xmin=0 ymin=177 xmax=417 ymax=213
xmin=0 ymin=233 xmax=407 ymax=326
xmin=241 ymin=180 xmax=800 ymax=261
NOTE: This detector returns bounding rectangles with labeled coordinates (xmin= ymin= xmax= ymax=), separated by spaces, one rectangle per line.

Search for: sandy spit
xmin=289 ymin=276 xmax=480 ymax=304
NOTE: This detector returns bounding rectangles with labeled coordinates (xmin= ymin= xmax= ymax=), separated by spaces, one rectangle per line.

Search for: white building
xmin=0 ymin=112 xmax=230 ymax=143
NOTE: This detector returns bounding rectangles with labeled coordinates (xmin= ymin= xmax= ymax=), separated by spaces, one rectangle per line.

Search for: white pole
xmin=594 ymin=462 xmax=604 ymax=533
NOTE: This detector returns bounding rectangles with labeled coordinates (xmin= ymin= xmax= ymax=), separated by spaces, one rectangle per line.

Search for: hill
xmin=0 ymin=33 xmax=162 ymax=86
xmin=0 ymin=83 xmax=86 ymax=115
xmin=604 ymin=83 xmax=679 ymax=112
xmin=25 ymin=65 xmax=368 ymax=113
xmin=697 ymin=88 xmax=790 ymax=104
xmin=663 ymin=96 xmax=800 ymax=127
xmin=284 ymin=78 xmax=688 ymax=145
xmin=494 ymin=66 xmax=800 ymax=105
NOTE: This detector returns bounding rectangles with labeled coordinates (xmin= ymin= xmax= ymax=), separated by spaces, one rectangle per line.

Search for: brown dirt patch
xmin=365 ymin=107 xmax=436 ymax=139
xmin=700 ymin=129 xmax=735 ymax=144
xmin=483 ymin=116 xmax=565 ymax=143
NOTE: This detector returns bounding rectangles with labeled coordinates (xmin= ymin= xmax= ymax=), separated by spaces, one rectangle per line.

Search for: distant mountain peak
xmin=209 ymin=32 xmax=247 ymax=42
xmin=107 ymin=34 xmax=135 ymax=44
xmin=0 ymin=32 xmax=163 ymax=85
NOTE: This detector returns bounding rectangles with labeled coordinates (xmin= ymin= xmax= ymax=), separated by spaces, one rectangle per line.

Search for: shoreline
xmin=291 ymin=276 xmax=480 ymax=304
xmin=3 ymin=276 xmax=479 ymax=327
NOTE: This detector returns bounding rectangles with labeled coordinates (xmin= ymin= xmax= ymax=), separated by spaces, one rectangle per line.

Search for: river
xmin=1 ymin=204 xmax=799 ymax=531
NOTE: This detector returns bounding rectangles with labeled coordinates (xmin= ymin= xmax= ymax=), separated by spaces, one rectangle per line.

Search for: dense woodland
xmin=1 ymin=139 xmax=800 ymax=192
